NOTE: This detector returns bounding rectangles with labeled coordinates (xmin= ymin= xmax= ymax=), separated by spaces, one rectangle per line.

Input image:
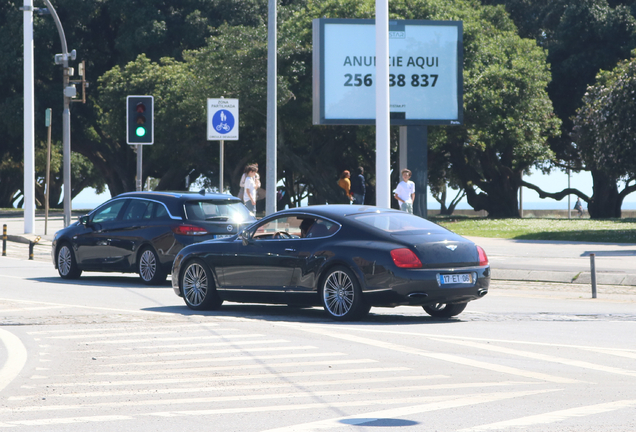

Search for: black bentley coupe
xmin=172 ymin=205 xmax=490 ymax=320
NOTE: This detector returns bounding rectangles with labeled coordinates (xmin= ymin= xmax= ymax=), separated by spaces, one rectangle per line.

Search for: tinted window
xmin=253 ymin=216 xmax=337 ymax=240
xmin=152 ymin=202 xmax=170 ymax=221
xmin=123 ymin=200 xmax=151 ymax=221
xmin=185 ymin=201 xmax=252 ymax=223
xmin=92 ymin=200 xmax=126 ymax=223
xmin=353 ymin=212 xmax=442 ymax=234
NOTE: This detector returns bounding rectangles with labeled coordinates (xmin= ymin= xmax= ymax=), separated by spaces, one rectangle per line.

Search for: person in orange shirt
xmin=337 ymin=170 xmax=353 ymax=203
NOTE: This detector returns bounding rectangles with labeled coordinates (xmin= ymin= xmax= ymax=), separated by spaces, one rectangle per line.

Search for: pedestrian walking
xmin=243 ymin=165 xmax=258 ymax=213
xmin=393 ymin=168 xmax=415 ymax=214
xmin=337 ymin=170 xmax=353 ymax=203
xmin=574 ymin=197 xmax=584 ymax=217
xmin=350 ymin=167 xmax=366 ymax=205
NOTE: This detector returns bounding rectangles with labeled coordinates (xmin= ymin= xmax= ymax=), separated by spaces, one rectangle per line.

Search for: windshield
xmin=352 ymin=212 xmax=444 ymax=235
xmin=185 ymin=200 xmax=253 ymax=223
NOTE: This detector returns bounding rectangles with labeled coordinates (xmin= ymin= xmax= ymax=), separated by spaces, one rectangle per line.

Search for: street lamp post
xmin=43 ymin=0 xmax=75 ymax=227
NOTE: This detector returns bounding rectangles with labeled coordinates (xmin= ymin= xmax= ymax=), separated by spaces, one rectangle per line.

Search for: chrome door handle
xmin=285 ymin=248 xmax=296 ymax=252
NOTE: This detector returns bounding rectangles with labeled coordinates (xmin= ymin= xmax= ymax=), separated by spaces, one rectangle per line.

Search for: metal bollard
xmin=29 ymin=241 xmax=34 ymax=260
xmin=2 ymin=224 xmax=6 ymax=256
xmin=590 ymin=253 xmax=597 ymax=298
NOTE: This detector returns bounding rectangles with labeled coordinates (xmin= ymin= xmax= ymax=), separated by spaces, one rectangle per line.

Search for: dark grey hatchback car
xmin=52 ymin=191 xmax=255 ymax=284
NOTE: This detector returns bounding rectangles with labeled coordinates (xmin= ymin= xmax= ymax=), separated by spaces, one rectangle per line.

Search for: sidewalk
xmin=2 ymin=213 xmax=636 ymax=288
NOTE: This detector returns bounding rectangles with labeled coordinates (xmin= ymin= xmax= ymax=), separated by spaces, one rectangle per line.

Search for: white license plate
xmin=214 ymin=234 xmax=233 ymax=239
xmin=440 ymin=273 xmax=473 ymax=285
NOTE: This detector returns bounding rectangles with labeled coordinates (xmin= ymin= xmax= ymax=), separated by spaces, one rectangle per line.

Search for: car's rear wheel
xmin=423 ymin=302 xmax=467 ymax=318
xmin=138 ymin=247 xmax=167 ymax=285
xmin=321 ymin=266 xmax=370 ymax=321
xmin=181 ymin=259 xmax=223 ymax=310
xmin=57 ymin=243 xmax=82 ymax=279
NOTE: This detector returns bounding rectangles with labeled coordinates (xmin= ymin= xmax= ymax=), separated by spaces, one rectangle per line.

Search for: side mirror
xmin=79 ymin=215 xmax=90 ymax=226
xmin=240 ymin=229 xmax=251 ymax=246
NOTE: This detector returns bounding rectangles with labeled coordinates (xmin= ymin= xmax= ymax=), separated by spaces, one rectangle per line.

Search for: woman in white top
xmin=393 ymin=168 xmax=415 ymax=214
xmin=243 ymin=165 xmax=258 ymax=213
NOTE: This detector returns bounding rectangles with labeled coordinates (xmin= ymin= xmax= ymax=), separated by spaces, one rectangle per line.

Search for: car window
xmin=253 ymin=216 xmax=337 ymax=240
xmin=185 ymin=200 xmax=252 ymax=223
xmin=149 ymin=202 xmax=170 ymax=221
xmin=92 ymin=200 xmax=126 ymax=223
xmin=353 ymin=212 xmax=442 ymax=234
xmin=123 ymin=200 xmax=150 ymax=221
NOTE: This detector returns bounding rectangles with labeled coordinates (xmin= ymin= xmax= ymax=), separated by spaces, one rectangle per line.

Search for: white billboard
xmin=313 ymin=19 xmax=463 ymax=125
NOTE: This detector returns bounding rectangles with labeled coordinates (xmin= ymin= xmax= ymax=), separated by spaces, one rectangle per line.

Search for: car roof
xmin=115 ymin=191 xmax=241 ymax=202
xmin=275 ymin=205 xmax=403 ymax=220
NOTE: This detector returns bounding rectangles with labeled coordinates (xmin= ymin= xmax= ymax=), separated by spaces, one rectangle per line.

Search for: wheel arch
xmin=315 ymin=258 xmax=366 ymax=295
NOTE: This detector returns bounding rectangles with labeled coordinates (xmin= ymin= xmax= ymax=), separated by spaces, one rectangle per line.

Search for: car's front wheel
xmin=138 ymin=247 xmax=167 ymax=285
xmin=423 ymin=302 xmax=467 ymax=318
xmin=57 ymin=244 xmax=82 ymax=279
xmin=181 ymin=259 xmax=223 ymax=311
xmin=321 ymin=266 xmax=370 ymax=321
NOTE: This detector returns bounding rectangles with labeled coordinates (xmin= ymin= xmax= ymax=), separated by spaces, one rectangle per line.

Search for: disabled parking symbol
xmin=212 ymin=109 xmax=235 ymax=134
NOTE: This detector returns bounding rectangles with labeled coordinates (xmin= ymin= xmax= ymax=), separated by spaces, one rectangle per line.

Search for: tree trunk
xmin=588 ymin=170 xmax=621 ymax=218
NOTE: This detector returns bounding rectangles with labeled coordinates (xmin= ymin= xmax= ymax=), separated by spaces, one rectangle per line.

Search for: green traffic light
xmin=136 ymin=126 xmax=146 ymax=137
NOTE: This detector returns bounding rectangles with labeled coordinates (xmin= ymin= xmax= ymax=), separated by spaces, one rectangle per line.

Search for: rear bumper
xmin=363 ymin=265 xmax=490 ymax=307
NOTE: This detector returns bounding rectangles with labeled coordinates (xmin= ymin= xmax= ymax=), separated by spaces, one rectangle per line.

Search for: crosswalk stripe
xmin=28 ymin=366 xmax=409 ymax=388
xmin=260 ymin=390 xmax=558 ymax=432
xmin=459 ymin=399 xmax=636 ymax=431
xmin=429 ymin=337 xmax=636 ymax=377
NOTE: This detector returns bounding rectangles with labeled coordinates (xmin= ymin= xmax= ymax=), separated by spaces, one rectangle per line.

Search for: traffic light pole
xmin=136 ymin=144 xmax=143 ymax=191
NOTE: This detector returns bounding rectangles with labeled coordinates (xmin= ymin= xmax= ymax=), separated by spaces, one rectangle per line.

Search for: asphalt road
xmin=1 ymin=255 xmax=636 ymax=431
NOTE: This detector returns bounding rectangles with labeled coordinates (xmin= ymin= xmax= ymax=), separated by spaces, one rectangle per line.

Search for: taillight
xmin=477 ymin=245 xmax=489 ymax=266
xmin=390 ymin=248 xmax=422 ymax=269
xmin=172 ymin=224 xmax=208 ymax=236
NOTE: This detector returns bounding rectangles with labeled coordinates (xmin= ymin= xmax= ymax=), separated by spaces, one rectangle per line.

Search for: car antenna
xmin=199 ymin=189 xmax=206 ymax=196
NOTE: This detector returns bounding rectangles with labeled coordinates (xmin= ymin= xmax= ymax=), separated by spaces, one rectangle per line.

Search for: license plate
xmin=214 ymin=234 xmax=233 ymax=239
xmin=440 ymin=273 xmax=473 ymax=285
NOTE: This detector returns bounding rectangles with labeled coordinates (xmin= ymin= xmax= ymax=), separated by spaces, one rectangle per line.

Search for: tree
xmin=571 ymin=55 xmax=636 ymax=217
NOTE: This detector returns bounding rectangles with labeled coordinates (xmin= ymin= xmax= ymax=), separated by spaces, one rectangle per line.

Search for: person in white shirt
xmin=243 ymin=165 xmax=258 ymax=213
xmin=393 ymin=168 xmax=415 ymax=214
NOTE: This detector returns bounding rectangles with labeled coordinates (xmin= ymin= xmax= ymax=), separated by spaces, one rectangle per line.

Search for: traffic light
xmin=126 ymin=95 xmax=154 ymax=144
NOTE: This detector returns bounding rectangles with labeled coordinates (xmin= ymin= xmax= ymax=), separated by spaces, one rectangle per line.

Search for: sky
xmin=71 ymin=168 xmax=636 ymax=211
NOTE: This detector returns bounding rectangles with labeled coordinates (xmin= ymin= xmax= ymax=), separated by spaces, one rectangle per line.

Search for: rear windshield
xmin=185 ymin=200 xmax=253 ymax=223
xmin=352 ymin=212 xmax=443 ymax=235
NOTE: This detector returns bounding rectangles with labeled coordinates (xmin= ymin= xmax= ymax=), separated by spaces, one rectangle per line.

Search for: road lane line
xmin=62 ymin=358 xmax=379 ymax=377
xmin=2 ymin=415 xmax=132 ymax=427
xmin=81 ymin=334 xmax=260 ymax=346
xmin=272 ymin=324 xmax=579 ymax=384
xmin=103 ymin=351 xmax=346 ymax=367
xmin=29 ymin=366 xmax=410 ymax=388
xmin=5 ymin=384 xmax=523 ymax=413
xmin=0 ymin=329 xmax=27 ymax=394
xmin=260 ymin=390 xmax=558 ymax=432
xmin=8 ymin=375 xmax=453 ymax=400
xmin=429 ymin=337 xmax=636 ymax=377
xmin=27 ymin=323 xmax=221 ymax=334
xmin=98 ymin=344 xmax=315 ymax=360
xmin=459 ymin=399 xmax=636 ymax=431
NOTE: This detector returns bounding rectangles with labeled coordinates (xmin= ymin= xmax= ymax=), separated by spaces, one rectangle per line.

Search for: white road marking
xmin=28 ymin=366 xmax=410 ymax=388
xmin=260 ymin=390 xmax=558 ymax=432
xmin=64 ymin=358 xmax=379 ymax=377
xmin=98 ymin=344 xmax=315 ymax=360
xmin=81 ymin=333 xmax=261 ymax=346
xmin=271 ymin=324 xmax=579 ymax=383
xmin=0 ymin=329 xmax=27 ymax=393
xmin=429 ymin=337 xmax=636 ymax=377
xmin=145 ymin=390 xmax=557 ymax=420
xmin=4 ymin=384 xmax=537 ymax=413
xmin=0 ymin=415 xmax=132 ymax=427
xmin=9 ymin=375 xmax=456 ymax=400
xmin=0 ymin=297 xmax=170 ymax=315
xmin=27 ymin=322 xmax=221 ymax=335
xmin=103 ymin=351 xmax=346 ymax=367
xmin=459 ymin=399 xmax=636 ymax=431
